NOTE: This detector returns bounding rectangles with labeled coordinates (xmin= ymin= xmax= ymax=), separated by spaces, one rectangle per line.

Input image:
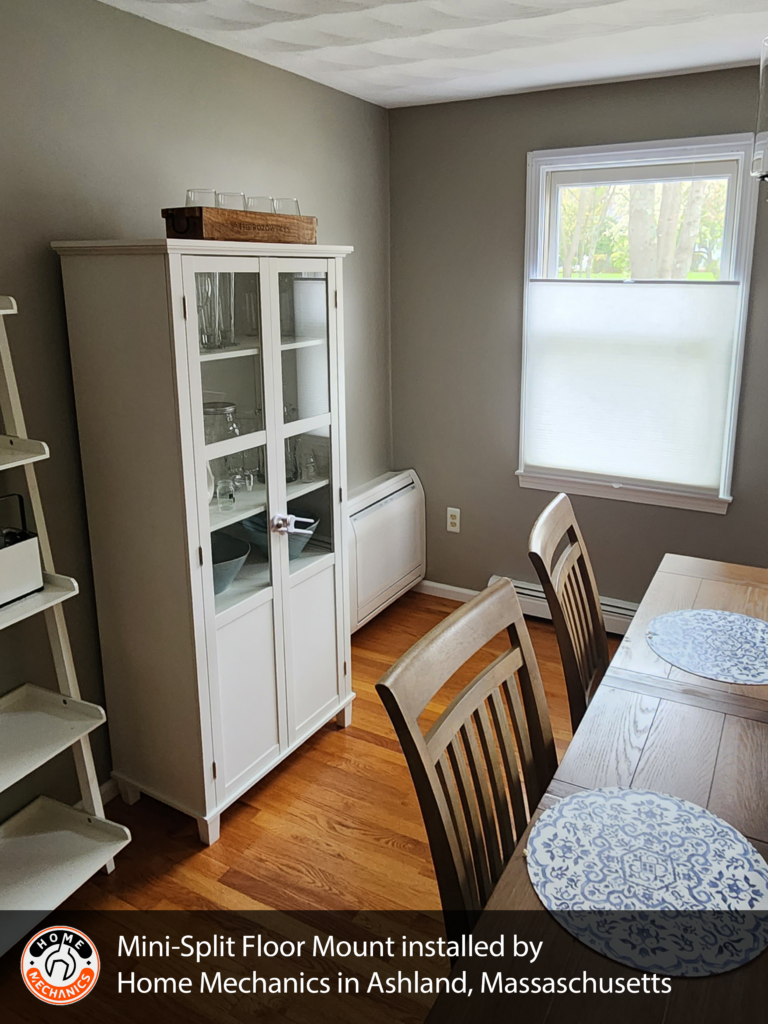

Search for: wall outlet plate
xmin=447 ymin=507 xmax=460 ymax=533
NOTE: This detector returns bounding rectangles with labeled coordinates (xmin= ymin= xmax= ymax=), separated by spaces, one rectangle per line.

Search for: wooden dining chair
xmin=376 ymin=577 xmax=558 ymax=937
xmin=528 ymin=492 xmax=610 ymax=732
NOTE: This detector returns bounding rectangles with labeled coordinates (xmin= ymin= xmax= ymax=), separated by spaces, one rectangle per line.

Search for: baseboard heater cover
xmin=348 ymin=470 xmax=426 ymax=632
xmin=415 ymin=577 xmax=636 ymax=635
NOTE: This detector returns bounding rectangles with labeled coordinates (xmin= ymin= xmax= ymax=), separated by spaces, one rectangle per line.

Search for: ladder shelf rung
xmin=0 ymin=684 xmax=105 ymax=794
xmin=0 ymin=435 xmax=49 ymax=471
xmin=0 ymin=573 xmax=78 ymax=632
xmin=0 ymin=296 xmax=128 ymax=927
xmin=0 ymin=797 xmax=131 ymax=910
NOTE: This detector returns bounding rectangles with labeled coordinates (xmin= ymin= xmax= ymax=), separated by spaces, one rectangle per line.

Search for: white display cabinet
xmin=53 ymin=240 xmax=354 ymax=843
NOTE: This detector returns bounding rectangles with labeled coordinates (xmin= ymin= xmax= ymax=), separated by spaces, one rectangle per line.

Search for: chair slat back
xmin=376 ymin=578 xmax=557 ymax=935
xmin=528 ymin=493 xmax=609 ymax=730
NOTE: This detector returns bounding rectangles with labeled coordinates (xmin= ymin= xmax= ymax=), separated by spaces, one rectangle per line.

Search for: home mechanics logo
xmin=21 ymin=926 xmax=100 ymax=1005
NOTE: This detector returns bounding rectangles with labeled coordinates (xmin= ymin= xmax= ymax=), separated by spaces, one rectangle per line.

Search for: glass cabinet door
xmin=186 ymin=264 xmax=275 ymax=617
xmin=278 ymin=271 xmax=330 ymax=424
xmin=207 ymin=439 xmax=271 ymax=616
xmin=271 ymin=259 xmax=343 ymax=744
xmin=198 ymin=270 xmax=265 ymax=436
xmin=183 ymin=255 xmax=345 ymax=765
xmin=195 ymin=271 xmax=263 ymax=361
xmin=275 ymin=268 xmax=335 ymax=574
xmin=283 ymin=424 xmax=334 ymax=574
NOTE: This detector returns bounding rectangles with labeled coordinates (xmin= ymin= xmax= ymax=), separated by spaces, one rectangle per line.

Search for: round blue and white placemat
xmin=526 ymin=787 xmax=768 ymax=976
xmin=646 ymin=609 xmax=768 ymax=684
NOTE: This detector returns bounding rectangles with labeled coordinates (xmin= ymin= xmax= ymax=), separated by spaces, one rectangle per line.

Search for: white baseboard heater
xmin=490 ymin=575 xmax=636 ymax=635
xmin=415 ymin=576 xmax=637 ymax=635
xmin=347 ymin=470 xmax=426 ymax=633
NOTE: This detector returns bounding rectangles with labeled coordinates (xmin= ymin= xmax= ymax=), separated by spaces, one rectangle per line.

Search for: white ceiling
xmin=96 ymin=1 xmax=768 ymax=108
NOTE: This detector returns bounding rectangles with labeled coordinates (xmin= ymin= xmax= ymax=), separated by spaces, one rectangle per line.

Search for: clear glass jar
xmin=299 ymin=450 xmax=317 ymax=483
xmin=203 ymin=402 xmax=240 ymax=444
xmin=284 ymin=437 xmax=299 ymax=483
xmin=216 ymin=477 xmax=236 ymax=511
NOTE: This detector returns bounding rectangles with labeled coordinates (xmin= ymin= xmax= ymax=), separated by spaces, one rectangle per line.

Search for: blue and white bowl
xmin=211 ymin=532 xmax=250 ymax=594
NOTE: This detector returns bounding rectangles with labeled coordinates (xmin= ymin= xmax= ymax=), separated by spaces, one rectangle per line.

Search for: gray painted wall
xmin=389 ymin=68 xmax=768 ymax=604
xmin=0 ymin=0 xmax=391 ymax=810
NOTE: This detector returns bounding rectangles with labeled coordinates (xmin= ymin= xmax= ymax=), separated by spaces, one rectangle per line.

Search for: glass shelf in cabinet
xmin=280 ymin=338 xmax=325 ymax=351
xmin=286 ymin=478 xmax=329 ymax=503
xmin=287 ymin=540 xmax=333 ymax=577
xmin=214 ymin=553 xmax=271 ymax=618
xmin=208 ymin=483 xmax=268 ymax=532
xmin=199 ymin=343 xmax=261 ymax=362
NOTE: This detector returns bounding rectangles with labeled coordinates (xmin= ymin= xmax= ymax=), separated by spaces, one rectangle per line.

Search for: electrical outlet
xmin=447 ymin=507 xmax=460 ymax=533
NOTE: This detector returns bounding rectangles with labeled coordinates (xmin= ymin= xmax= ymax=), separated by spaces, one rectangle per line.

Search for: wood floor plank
xmin=252 ymin=792 xmax=433 ymax=868
xmin=243 ymin=763 xmax=433 ymax=845
xmin=708 ymin=716 xmax=768 ymax=843
xmin=62 ymin=591 xmax=585 ymax=912
xmin=238 ymin=809 xmax=437 ymax=906
xmin=631 ymin=700 xmax=724 ymax=805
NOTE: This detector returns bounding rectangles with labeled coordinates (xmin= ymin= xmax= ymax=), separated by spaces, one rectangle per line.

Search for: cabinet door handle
xmin=270 ymin=513 xmax=314 ymax=536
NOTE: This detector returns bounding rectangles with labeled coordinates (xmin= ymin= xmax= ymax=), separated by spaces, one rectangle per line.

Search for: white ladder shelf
xmin=0 ymin=296 xmax=130 ymax=928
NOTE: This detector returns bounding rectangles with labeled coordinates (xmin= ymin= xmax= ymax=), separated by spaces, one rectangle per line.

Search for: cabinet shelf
xmin=0 ymin=797 xmax=131 ymax=910
xmin=287 ymin=477 xmax=330 ymax=503
xmin=0 ymin=573 xmax=78 ymax=632
xmin=213 ymin=540 xmax=334 ymax=618
xmin=215 ymin=555 xmax=271 ymax=619
xmin=288 ymin=540 xmax=333 ymax=577
xmin=199 ymin=343 xmax=260 ymax=362
xmin=209 ymin=484 xmax=267 ymax=532
xmin=281 ymin=338 xmax=325 ymax=351
xmin=0 ymin=685 xmax=105 ymax=794
xmin=0 ymin=435 xmax=49 ymax=471
xmin=207 ymin=478 xmax=330 ymax=533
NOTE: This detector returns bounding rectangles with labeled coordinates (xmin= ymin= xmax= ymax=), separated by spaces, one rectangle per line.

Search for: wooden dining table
xmin=428 ymin=554 xmax=768 ymax=1023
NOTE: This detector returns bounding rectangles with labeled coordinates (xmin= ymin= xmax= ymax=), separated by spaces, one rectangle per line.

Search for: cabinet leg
xmin=117 ymin=779 xmax=141 ymax=805
xmin=102 ymin=858 xmax=116 ymax=875
xmin=336 ymin=704 xmax=353 ymax=729
xmin=197 ymin=815 xmax=220 ymax=846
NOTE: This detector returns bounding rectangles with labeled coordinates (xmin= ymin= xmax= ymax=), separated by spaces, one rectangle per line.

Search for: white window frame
xmin=518 ymin=134 xmax=759 ymax=515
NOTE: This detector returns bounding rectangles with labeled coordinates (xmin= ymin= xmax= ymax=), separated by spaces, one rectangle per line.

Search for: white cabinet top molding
xmin=52 ymin=240 xmax=354 ymax=258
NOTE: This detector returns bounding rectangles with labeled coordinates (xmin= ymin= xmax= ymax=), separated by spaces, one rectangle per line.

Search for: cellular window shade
xmin=521 ymin=281 xmax=740 ymax=492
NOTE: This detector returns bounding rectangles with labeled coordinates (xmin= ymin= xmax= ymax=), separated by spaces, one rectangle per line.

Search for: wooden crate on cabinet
xmin=53 ymin=240 xmax=355 ymax=844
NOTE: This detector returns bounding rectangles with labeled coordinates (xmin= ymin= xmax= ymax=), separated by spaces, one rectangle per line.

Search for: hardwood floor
xmin=64 ymin=591 xmax=617 ymax=912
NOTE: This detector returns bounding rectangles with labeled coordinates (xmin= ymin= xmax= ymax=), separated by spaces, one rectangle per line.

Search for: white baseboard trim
xmin=415 ymin=577 xmax=637 ymax=636
xmin=74 ymin=777 xmax=119 ymax=812
xmin=100 ymin=777 xmax=120 ymax=805
xmin=413 ymin=579 xmax=480 ymax=603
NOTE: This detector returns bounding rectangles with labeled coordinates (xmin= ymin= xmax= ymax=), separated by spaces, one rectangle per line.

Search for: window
xmin=519 ymin=136 xmax=759 ymax=514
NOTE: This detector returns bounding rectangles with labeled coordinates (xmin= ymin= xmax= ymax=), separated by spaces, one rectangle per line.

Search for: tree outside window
xmin=557 ymin=178 xmax=729 ymax=280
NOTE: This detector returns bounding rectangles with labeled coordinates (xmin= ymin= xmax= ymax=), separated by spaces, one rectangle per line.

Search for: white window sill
xmin=517 ymin=470 xmax=731 ymax=515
